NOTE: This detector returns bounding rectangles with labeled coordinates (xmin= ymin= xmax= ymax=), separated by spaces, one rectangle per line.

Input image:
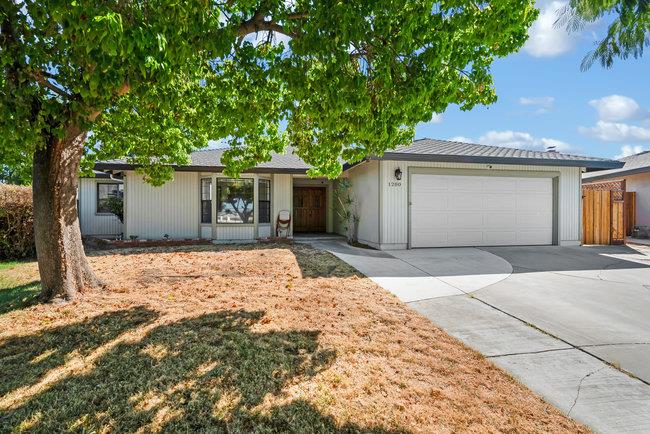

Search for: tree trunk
xmin=32 ymin=123 xmax=103 ymax=301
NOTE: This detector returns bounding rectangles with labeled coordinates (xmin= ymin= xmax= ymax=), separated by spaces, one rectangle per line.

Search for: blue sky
xmin=415 ymin=0 xmax=650 ymax=160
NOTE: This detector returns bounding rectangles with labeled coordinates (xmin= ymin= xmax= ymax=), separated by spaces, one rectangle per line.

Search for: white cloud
xmin=479 ymin=130 xmax=574 ymax=152
xmin=519 ymin=96 xmax=555 ymax=109
xmin=449 ymin=135 xmax=473 ymax=143
xmin=429 ymin=113 xmax=443 ymax=124
xmin=451 ymin=130 xmax=575 ymax=152
xmin=519 ymin=96 xmax=555 ymax=114
xmin=578 ymin=120 xmax=650 ymax=142
xmin=523 ymin=1 xmax=576 ymax=57
xmin=614 ymin=145 xmax=646 ymax=159
xmin=588 ymin=95 xmax=641 ymax=121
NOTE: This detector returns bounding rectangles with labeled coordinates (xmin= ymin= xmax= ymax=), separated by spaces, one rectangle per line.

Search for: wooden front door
xmin=293 ymin=187 xmax=326 ymax=232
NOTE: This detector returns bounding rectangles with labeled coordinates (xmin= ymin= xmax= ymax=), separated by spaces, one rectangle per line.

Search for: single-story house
xmin=79 ymin=138 xmax=621 ymax=249
xmin=582 ymin=150 xmax=650 ymax=227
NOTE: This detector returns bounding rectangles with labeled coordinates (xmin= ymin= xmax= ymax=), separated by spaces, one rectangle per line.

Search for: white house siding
xmin=379 ymin=160 xmax=582 ymax=249
xmin=78 ymin=177 xmax=123 ymax=237
xmin=215 ymin=225 xmax=256 ymax=240
xmin=272 ymin=173 xmax=293 ymax=236
xmin=624 ymin=172 xmax=650 ymax=227
xmin=344 ymin=160 xmax=380 ymax=247
xmin=124 ymin=171 xmax=200 ymax=240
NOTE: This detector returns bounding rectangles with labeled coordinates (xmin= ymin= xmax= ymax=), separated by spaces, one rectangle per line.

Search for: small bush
xmin=0 ymin=184 xmax=35 ymax=259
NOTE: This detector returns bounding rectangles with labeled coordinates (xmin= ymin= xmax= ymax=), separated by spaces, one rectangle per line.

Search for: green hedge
xmin=0 ymin=184 xmax=35 ymax=260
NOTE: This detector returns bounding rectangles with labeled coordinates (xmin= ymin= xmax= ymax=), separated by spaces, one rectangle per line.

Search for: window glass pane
xmin=97 ymin=183 xmax=123 ymax=213
xmin=258 ymin=179 xmax=271 ymax=224
xmin=201 ymin=178 xmax=212 ymax=224
xmin=217 ymin=178 xmax=254 ymax=224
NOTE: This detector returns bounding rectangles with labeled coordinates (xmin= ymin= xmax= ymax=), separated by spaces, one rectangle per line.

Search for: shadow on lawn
xmin=0 ymin=308 xmax=403 ymax=433
xmin=0 ymin=280 xmax=41 ymax=315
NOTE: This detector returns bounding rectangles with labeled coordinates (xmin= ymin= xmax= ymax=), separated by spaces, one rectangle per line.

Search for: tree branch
xmin=29 ymin=71 xmax=73 ymax=100
xmin=237 ymin=10 xmax=299 ymax=38
xmin=286 ymin=12 xmax=308 ymax=20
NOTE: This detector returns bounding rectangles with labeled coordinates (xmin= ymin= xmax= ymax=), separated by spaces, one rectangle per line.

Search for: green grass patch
xmin=0 ymin=260 xmax=40 ymax=314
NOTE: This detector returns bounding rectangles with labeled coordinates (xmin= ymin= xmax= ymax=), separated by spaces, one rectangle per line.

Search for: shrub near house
xmin=0 ymin=185 xmax=34 ymax=260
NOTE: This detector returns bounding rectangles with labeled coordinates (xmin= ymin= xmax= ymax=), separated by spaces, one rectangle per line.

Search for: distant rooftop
xmin=583 ymin=150 xmax=650 ymax=181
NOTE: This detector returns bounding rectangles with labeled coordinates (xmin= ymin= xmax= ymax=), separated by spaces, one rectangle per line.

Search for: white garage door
xmin=410 ymin=174 xmax=553 ymax=248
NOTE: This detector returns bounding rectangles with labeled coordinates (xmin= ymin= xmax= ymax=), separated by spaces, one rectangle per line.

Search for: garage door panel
xmin=517 ymin=230 xmax=552 ymax=245
xmin=516 ymin=212 xmax=553 ymax=228
xmin=484 ymin=213 xmax=517 ymax=228
xmin=447 ymin=231 xmax=484 ymax=246
xmin=412 ymin=231 xmax=448 ymax=247
xmin=483 ymin=194 xmax=517 ymax=210
xmin=449 ymin=177 xmax=483 ymax=192
xmin=484 ymin=231 xmax=518 ymax=245
xmin=446 ymin=212 xmax=483 ymax=229
xmin=412 ymin=175 xmax=448 ymax=191
xmin=411 ymin=211 xmax=448 ymax=227
xmin=411 ymin=191 xmax=449 ymax=208
xmin=410 ymin=174 xmax=553 ymax=247
xmin=449 ymin=194 xmax=482 ymax=210
xmin=483 ymin=178 xmax=518 ymax=193
xmin=517 ymin=178 xmax=553 ymax=193
xmin=516 ymin=194 xmax=553 ymax=212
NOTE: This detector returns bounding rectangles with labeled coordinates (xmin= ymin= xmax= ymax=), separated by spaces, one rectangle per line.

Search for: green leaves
xmin=1 ymin=0 xmax=537 ymax=184
xmin=560 ymin=0 xmax=649 ymax=69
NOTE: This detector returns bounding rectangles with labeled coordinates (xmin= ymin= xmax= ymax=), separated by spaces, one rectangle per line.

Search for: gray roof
xmin=377 ymin=139 xmax=621 ymax=170
xmin=190 ymin=147 xmax=311 ymax=171
xmin=95 ymin=147 xmax=311 ymax=174
xmin=94 ymin=138 xmax=622 ymax=173
xmin=583 ymin=151 xmax=650 ymax=182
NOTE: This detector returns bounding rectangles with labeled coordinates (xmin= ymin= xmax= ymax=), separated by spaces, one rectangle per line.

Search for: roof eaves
xmin=93 ymin=162 xmax=310 ymax=174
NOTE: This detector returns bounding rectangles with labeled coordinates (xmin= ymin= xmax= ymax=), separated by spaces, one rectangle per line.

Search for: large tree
xmin=0 ymin=0 xmax=536 ymax=301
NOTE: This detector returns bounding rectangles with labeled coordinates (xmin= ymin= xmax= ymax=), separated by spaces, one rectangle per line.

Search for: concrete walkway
xmin=312 ymin=240 xmax=511 ymax=302
xmin=309 ymin=240 xmax=650 ymax=434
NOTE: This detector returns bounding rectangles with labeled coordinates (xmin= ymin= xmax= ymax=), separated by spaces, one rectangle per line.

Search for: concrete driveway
xmin=312 ymin=240 xmax=650 ymax=433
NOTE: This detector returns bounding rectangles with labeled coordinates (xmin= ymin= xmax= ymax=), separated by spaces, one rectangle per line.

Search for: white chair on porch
xmin=276 ymin=210 xmax=291 ymax=237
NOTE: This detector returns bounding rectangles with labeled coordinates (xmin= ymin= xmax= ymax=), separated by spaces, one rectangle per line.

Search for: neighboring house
xmin=583 ymin=151 xmax=650 ymax=227
xmin=81 ymin=138 xmax=621 ymax=249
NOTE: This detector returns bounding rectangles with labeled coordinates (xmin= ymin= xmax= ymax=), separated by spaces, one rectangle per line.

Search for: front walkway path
xmin=307 ymin=239 xmax=650 ymax=434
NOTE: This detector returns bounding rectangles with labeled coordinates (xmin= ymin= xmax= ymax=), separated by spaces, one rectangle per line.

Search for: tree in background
xmin=0 ymin=0 xmax=537 ymax=301
xmin=558 ymin=0 xmax=649 ymax=69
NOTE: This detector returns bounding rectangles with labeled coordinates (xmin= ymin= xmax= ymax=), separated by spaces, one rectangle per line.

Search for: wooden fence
xmin=582 ymin=180 xmax=632 ymax=245
xmin=625 ymin=192 xmax=636 ymax=236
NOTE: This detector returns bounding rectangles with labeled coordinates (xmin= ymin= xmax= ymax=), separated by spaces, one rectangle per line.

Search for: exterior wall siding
xmin=379 ymin=160 xmax=582 ymax=248
xmin=125 ymin=171 xmax=200 ymax=240
xmin=78 ymin=177 xmax=123 ymax=236
xmin=215 ymin=225 xmax=255 ymax=240
xmin=623 ymin=173 xmax=650 ymax=227
xmin=345 ymin=160 xmax=380 ymax=245
xmin=272 ymin=173 xmax=293 ymax=236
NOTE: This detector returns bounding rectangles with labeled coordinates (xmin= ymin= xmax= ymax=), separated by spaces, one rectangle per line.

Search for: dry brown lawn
xmin=0 ymin=244 xmax=588 ymax=433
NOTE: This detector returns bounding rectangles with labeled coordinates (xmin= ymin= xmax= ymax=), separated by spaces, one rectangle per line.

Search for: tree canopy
xmin=1 ymin=0 xmax=537 ymax=185
xmin=558 ymin=0 xmax=649 ymax=70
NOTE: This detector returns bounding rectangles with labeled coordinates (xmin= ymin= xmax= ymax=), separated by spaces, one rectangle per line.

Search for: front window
xmin=258 ymin=179 xmax=271 ymax=224
xmin=96 ymin=183 xmax=123 ymax=214
xmin=217 ymin=178 xmax=254 ymax=224
xmin=200 ymin=178 xmax=212 ymax=224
